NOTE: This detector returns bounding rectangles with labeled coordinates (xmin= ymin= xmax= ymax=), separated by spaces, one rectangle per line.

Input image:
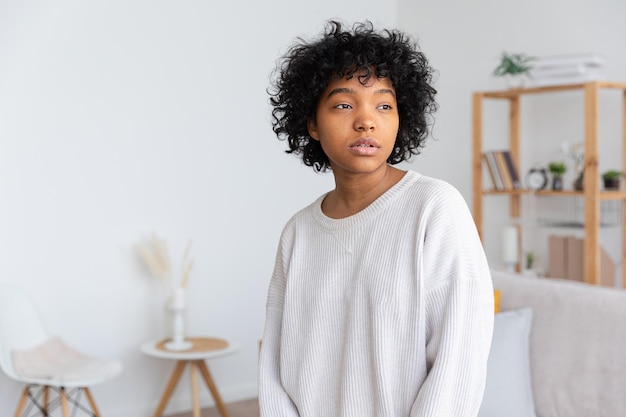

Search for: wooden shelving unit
xmin=472 ymin=81 xmax=626 ymax=286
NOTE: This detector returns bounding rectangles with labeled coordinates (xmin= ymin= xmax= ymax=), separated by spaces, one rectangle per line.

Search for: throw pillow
xmin=493 ymin=290 xmax=501 ymax=313
xmin=478 ymin=307 xmax=536 ymax=417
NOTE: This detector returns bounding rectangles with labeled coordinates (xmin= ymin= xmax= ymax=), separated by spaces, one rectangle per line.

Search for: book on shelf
xmin=482 ymin=150 xmax=521 ymax=191
xmin=482 ymin=153 xmax=500 ymax=190
xmin=494 ymin=151 xmax=513 ymax=189
xmin=501 ymin=151 xmax=522 ymax=189
xmin=483 ymin=151 xmax=504 ymax=190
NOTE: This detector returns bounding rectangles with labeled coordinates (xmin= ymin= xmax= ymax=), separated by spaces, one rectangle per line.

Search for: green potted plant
xmin=525 ymin=251 xmax=535 ymax=270
xmin=522 ymin=251 xmax=539 ymax=276
xmin=548 ymin=162 xmax=566 ymax=190
xmin=602 ymin=170 xmax=622 ymax=190
xmin=493 ymin=52 xmax=535 ymax=88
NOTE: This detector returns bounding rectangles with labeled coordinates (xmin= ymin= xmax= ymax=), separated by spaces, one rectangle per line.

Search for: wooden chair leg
xmin=153 ymin=360 xmax=187 ymax=417
xmin=14 ymin=386 xmax=30 ymax=417
xmin=43 ymin=386 xmax=49 ymax=414
xmin=84 ymin=387 xmax=102 ymax=417
xmin=60 ymin=388 xmax=70 ymax=417
xmin=196 ymin=360 xmax=231 ymax=417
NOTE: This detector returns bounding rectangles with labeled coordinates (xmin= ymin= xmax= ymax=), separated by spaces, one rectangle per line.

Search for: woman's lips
xmin=349 ymin=138 xmax=380 ymax=155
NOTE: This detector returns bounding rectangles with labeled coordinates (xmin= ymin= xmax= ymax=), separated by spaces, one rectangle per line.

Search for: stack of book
xmin=482 ymin=150 xmax=521 ymax=191
xmin=530 ymin=53 xmax=606 ymax=87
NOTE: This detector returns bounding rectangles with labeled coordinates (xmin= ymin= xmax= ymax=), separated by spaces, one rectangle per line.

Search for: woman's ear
xmin=307 ymin=118 xmax=320 ymax=141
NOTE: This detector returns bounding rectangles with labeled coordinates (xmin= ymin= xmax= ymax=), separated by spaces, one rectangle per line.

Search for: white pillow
xmin=478 ymin=307 xmax=537 ymax=417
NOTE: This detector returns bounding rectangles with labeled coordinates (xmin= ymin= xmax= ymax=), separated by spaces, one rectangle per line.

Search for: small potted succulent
xmin=525 ymin=251 xmax=535 ymax=270
xmin=493 ymin=52 xmax=535 ymax=89
xmin=602 ymin=170 xmax=622 ymax=190
xmin=522 ymin=251 xmax=538 ymax=277
xmin=548 ymin=162 xmax=566 ymax=191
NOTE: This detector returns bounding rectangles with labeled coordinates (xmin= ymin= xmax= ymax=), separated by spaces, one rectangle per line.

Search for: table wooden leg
xmin=196 ymin=360 xmax=231 ymax=417
xmin=153 ymin=361 xmax=187 ymax=417
xmin=84 ymin=387 xmax=102 ymax=417
xmin=189 ymin=362 xmax=201 ymax=417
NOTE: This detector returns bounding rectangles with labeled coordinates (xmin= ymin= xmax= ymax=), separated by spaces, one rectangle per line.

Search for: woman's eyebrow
xmin=376 ymin=88 xmax=396 ymax=98
xmin=326 ymin=88 xmax=354 ymax=98
xmin=326 ymin=88 xmax=396 ymax=99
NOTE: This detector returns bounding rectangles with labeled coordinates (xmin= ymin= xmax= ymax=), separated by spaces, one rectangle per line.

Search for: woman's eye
xmin=334 ymin=103 xmax=352 ymax=109
xmin=378 ymin=104 xmax=393 ymax=110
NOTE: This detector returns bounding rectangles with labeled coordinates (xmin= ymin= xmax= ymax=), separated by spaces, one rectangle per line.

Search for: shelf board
xmin=599 ymin=190 xmax=626 ymax=200
xmin=482 ymin=189 xmax=626 ymax=200
xmin=482 ymin=189 xmax=530 ymax=195
xmin=479 ymin=80 xmax=626 ymax=99
xmin=536 ymin=190 xmax=626 ymax=200
xmin=535 ymin=190 xmax=583 ymax=196
xmin=537 ymin=220 xmax=620 ymax=229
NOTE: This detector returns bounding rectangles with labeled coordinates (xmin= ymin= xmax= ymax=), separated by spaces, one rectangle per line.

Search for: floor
xmin=168 ymin=398 xmax=259 ymax=417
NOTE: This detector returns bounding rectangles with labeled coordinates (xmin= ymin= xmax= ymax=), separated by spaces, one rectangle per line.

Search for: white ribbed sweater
xmin=259 ymin=171 xmax=493 ymax=417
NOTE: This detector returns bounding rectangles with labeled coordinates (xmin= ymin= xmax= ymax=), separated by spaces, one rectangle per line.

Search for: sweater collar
xmin=310 ymin=170 xmax=421 ymax=231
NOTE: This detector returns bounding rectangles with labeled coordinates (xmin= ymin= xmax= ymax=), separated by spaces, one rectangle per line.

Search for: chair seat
xmin=12 ymin=337 xmax=122 ymax=387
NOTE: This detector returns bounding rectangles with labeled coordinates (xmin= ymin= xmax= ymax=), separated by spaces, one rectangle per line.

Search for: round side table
xmin=141 ymin=337 xmax=239 ymax=417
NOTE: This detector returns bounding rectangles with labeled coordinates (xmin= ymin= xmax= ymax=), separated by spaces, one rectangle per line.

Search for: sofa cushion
xmin=478 ymin=307 xmax=536 ymax=417
xmin=494 ymin=289 xmax=501 ymax=313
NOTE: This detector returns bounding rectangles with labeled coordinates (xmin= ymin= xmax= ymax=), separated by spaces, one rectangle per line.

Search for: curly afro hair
xmin=269 ymin=20 xmax=438 ymax=172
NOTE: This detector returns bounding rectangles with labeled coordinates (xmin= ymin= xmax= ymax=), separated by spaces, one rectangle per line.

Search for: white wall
xmin=0 ymin=2 xmax=397 ymax=416
xmin=398 ymin=0 xmax=626 ymax=275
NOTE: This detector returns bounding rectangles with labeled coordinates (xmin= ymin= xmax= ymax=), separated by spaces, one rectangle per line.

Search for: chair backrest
xmin=0 ymin=285 xmax=49 ymax=379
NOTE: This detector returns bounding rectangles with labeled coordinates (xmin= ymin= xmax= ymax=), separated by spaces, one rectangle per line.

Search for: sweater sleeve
xmin=258 ymin=230 xmax=300 ymax=417
xmin=410 ymin=184 xmax=494 ymax=417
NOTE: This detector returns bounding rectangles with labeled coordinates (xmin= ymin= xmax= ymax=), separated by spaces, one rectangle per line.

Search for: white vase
xmin=505 ymin=74 xmax=525 ymax=89
xmin=164 ymin=287 xmax=192 ymax=351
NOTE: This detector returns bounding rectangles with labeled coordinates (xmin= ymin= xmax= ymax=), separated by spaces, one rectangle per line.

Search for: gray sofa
xmin=489 ymin=269 xmax=626 ymax=417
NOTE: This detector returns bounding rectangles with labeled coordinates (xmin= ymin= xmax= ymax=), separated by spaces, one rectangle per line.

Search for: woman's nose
xmin=354 ymin=110 xmax=375 ymax=131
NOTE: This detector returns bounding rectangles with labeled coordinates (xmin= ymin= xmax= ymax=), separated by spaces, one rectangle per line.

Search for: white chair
xmin=0 ymin=284 xmax=122 ymax=417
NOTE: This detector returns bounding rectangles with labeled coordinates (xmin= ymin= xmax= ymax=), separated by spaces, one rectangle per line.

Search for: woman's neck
xmin=321 ymin=165 xmax=406 ymax=219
